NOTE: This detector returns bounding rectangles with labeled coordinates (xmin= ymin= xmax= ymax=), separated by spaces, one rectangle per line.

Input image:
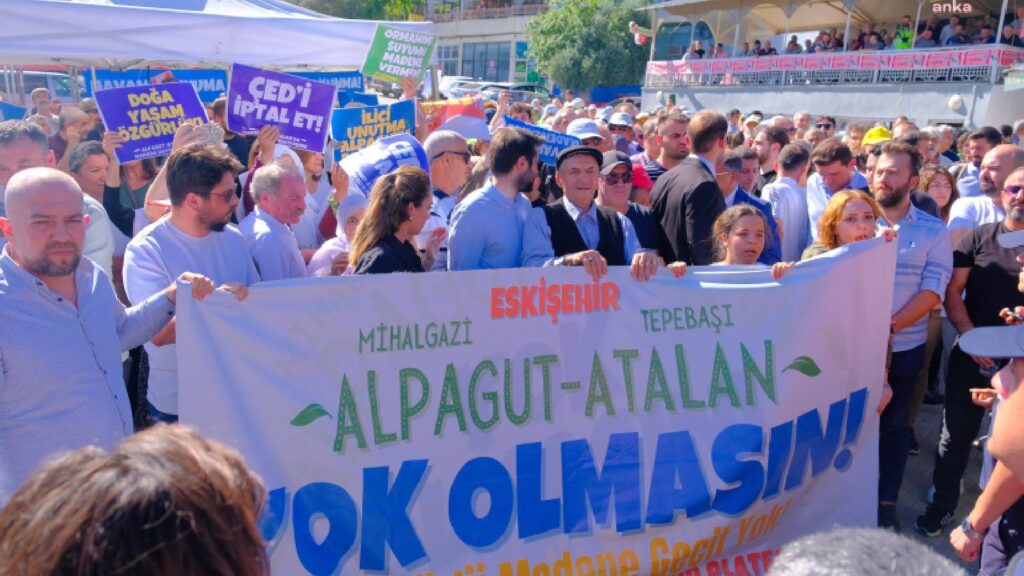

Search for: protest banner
xmin=338 ymin=91 xmax=380 ymax=108
xmin=178 ymin=239 xmax=896 ymax=576
xmin=291 ymin=70 xmax=364 ymax=94
xmin=226 ymin=63 xmax=335 ymax=153
xmin=504 ymin=116 xmax=581 ymax=165
xmin=0 ymin=101 xmax=26 ymax=122
xmin=330 ymin=100 xmax=416 ymax=159
xmin=420 ymin=95 xmax=485 ymax=132
xmin=84 ymin=69 xmax=228 ymax=103
xmin=93 ymin=82 xmax=207 ymax=163
xmin=336 ymin=133 xmax=429 ymax=196
xmin=361 ymin=25 xmax=437 ymax=84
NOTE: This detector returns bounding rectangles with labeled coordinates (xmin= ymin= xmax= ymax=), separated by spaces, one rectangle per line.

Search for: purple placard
xmin=93 ymin=82 xmax=207 ymax=163
xmin=227 ymin=63 xmax=335 ymax=153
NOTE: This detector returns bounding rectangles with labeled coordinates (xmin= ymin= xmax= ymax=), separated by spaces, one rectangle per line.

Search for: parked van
xmin=1 ymin=71 xmax=85 ymax=107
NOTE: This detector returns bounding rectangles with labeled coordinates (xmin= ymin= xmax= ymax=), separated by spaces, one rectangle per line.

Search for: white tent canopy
xmin=0 ymin=0 xmax=435 ymax=69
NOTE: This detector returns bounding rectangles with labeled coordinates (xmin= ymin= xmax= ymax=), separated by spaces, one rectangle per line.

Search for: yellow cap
xmin=862 ymin=126 xmax=893 ymax=146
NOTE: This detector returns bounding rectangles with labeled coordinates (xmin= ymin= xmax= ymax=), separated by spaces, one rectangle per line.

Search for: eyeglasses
xmin=816 ymin=123 xmax=833 ymax=130
xmin=1003 ymin=185 xmax=1024 ymax=196
xmin=603 ymin=173 xmax=633 ymax=185
xmin=581 ymin=137 xmax=603 ymax=146
xmin=431 ymin=150 xmax=471 ymax=163
xmin=205 ymin=191 xmax=235 ymax=203
xmin=609 ymin=124 xmax=630 ymax=131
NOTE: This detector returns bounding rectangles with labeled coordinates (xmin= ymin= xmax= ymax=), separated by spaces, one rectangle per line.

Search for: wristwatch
xmin=961 ymin=517 xmax=987 ymax=540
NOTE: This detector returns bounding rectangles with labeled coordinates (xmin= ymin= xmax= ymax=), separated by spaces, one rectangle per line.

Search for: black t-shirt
xmin=954 ymin=222 xmax=1024 ymax=327
xmin=645 ymin=159 xmax=668 ymax=185
xmin=224 ymin=133 xmax=254 ymax=171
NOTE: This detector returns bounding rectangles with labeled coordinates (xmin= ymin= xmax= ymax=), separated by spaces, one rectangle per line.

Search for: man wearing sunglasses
xmin=948 ymin=145 xmax=1024 ymax=248
xmin=596 ymin=150 xmax=659 ymax=250
xmin=814 ymin=116 xmax=836 ymax=139
xmin=420 ymin=131 xmax=471 ymax=271
xmin=919 ymin=166 xmax=1024 ymax=538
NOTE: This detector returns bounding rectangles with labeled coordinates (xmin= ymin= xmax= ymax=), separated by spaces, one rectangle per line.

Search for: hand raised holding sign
xmin=400 ymin=77 xmax=418 ymax=101
xmin=257 ymin=125 xmax=281 ymax=164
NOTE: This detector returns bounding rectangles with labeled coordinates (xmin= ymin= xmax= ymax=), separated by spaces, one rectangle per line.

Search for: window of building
xmin=654 ymin=21 xmax=716 ymax=60
xmin=438 ymin=45 xmax=460 ymax=77
xmin=462 ymin=42 xmax=511 ymax=82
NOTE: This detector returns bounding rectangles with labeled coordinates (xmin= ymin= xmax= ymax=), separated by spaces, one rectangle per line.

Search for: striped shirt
xmin=880 ymin=205 xmax=954 ymax=352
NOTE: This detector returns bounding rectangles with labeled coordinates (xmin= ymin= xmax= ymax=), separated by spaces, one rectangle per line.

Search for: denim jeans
xmin=879 ymin=343 xmax=926 ymax=503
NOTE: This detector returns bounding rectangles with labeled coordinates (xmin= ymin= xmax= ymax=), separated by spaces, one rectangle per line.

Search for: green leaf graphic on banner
xmin=783 ymin=356 xmax=822 ymax=377
xmin=290 ymin=403 xmax=332 ymax=426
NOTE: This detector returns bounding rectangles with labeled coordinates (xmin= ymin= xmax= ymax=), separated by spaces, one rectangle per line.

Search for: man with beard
xmin=873 ymin=141 xmax=953 ymax=531
xmin=917 ymin=166 xmax=1024 ymax=540
xmin=650 ymin=110 xmax=728 ymax=265
xmin=240 ymin=161 xmax=307 ymax=281
xmin=751 ymin=125 xmax=789 ymax=195
xmin=447 ymin=127 xmax=540 ymax=271
xmin=645 ymin=110 xmax=690 ymax=185
xmin=520 ymin=147 xmax=660 ymax=282
xmin=0 ymin=121 xmax=114 ymax=276
xmin=124 ymin=144 xmax=258 ymax=423
xmin=948 ymin=145 xmax=1024 ymax=246
xmin=953 ymin=127 xmax=1003 ymax=198
xmin=0 ymin=168 xmax=219 ymax=504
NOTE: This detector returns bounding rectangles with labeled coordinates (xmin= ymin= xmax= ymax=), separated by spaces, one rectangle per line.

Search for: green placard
xmin=361 ymin=24 xmax=437 ymax=84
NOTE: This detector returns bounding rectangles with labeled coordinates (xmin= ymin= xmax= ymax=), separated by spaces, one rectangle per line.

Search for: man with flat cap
xmin=520 ymin=145 xmax=661 ymax=282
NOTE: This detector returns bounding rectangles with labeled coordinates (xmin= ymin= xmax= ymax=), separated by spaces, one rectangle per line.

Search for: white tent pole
xmin=842 ymin=0 xmax=854 ymax=50
xmin=912 ymin=0 xmax=923 ymax=46
xmin=732 ymin=3 xmax=743 ymax=57
xmin=993 ymin=0 xmax=1010 ymax=82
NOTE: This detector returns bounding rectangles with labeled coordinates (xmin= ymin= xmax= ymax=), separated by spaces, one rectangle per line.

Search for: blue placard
xmin=290 ymin=71 xmax=364 ymax=93
xmin=503 ymin=116 xmax=581 ymax=165
xmin=94 ymin=82 xmax=208 ymax=162
xmin=84 ymin=69 xmax=228 ymax=103
xmin=338 ymin=133 xmax=429 ymax=197
xmin=0 ymin=101 xmax=27 ymax=122
xmin=331 ymin=100 xmax=415 ymax=159
xmin=338 ymin=91 xmax=380 ymax=108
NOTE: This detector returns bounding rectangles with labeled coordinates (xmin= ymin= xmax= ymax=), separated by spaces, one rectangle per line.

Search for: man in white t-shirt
xmin=948 ymin=145 xmax=1024 ymax=246
xmin=240 ymin=160 xmax=307 ymax=281
xmin=124 ymin=143 xmax=259 ymax=422
xmin=761 ymin=143 xmax=811 ymax=261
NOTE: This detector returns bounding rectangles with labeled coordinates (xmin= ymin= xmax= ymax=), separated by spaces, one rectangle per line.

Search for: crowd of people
xmin=680 ymin=8 xmax=1024 ymax=59
xmin=2 ymin=76 xmax=1024 ymax=573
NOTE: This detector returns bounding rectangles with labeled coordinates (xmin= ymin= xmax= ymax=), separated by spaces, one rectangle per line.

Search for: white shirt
xmin=761 ymin=176 xmax=809 ymax=262
xmin=956 ymin=163 xmax=982 ymax=198
xmin=947 ymin=195 xmax=1005 ymax=232
xmin=83 ymin=195 xmax=115 ymax=278
xmin=240 ymin=207 xmax=307 ymax=282
xmin=124 ymin=218 xmax=260 ymax=414
xmin=422 ymin=191 xmax=458 ymax=272
xmin=292 ymin=176 xmax=333 ymax=250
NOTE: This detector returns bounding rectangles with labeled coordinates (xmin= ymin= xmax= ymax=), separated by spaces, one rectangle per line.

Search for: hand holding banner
xmin=227 ymin=63 xmax=335 ymax=153
xmin=503 ymin=116 xmax=581 ymax=165
xmin=330 ymin=100 xmax=415 ymax=159
xmin=93 ymin=82 xmax=207 ymax=162
xmin=361 ymin=25 xmax=437 ymax=84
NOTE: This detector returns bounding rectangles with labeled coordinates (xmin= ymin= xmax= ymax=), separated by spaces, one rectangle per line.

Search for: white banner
xmin=178 ymin=238 xmax=896 ymax=576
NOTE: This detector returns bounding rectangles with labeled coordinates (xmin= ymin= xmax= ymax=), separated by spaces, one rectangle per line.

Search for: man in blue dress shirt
xmin=447 ymin=127 xmax=540 ymax=271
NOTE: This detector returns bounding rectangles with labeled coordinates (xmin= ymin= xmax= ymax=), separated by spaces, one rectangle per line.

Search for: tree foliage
xmin=292 ymin=0 xmax=420 ymax=21
xmin=526 ymin=0 xmax=650 ymax=91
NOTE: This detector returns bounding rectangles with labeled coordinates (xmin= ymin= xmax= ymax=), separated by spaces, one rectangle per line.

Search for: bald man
xmin=948 ymin=144 xmax=1024 ymax=247
xmin=0 ymin=167 xmax=228 ymax=504
xmin=0 ymin=120 xmax=115 ymax=276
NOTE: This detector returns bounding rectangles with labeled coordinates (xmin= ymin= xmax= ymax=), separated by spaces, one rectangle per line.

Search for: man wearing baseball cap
xmin=567 ymin=118 xmax=605 ymax=148
xmin=521 ymin=146 xmax=660 ymax=282
xmin=596 ymin=150 xmax=660 ymax=250
xmin=608 ymin=112 xmax=638 ymax=155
